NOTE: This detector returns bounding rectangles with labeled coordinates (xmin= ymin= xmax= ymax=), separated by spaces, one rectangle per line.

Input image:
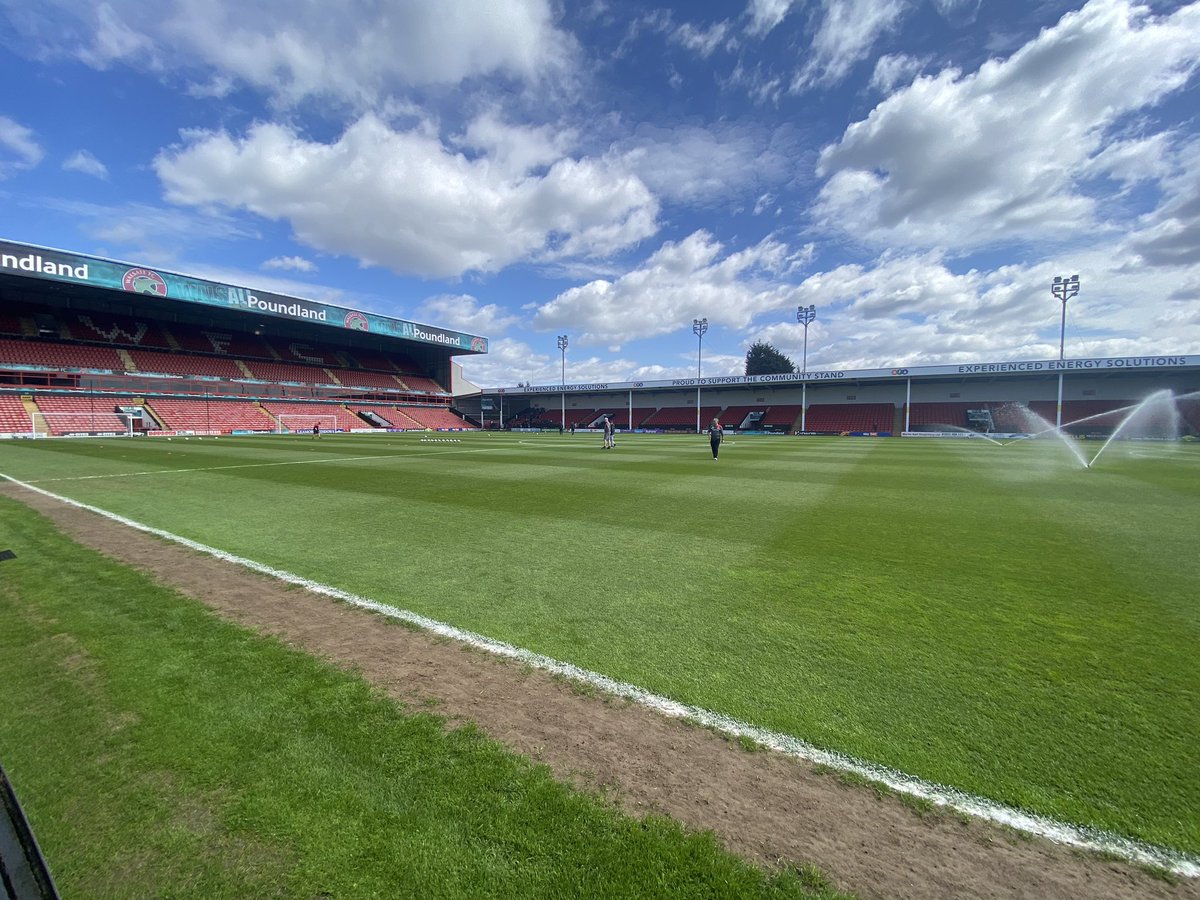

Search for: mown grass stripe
xmin=3 ymin=471 xmax=1196 ymax=879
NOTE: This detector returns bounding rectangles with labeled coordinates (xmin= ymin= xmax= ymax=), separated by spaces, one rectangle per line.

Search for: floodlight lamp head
xmin=1051 ymin=274 xmax=1081 ymax=304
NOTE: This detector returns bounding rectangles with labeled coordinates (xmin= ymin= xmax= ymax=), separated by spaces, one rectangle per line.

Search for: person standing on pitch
xmin=707 ymin=416 xmax=723 ymax=459
xmin=602 ymin=415 xmax=615 ymax=449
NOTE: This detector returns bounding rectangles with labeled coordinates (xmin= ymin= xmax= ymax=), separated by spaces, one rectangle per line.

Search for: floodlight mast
xmin=797 ymin=305 xmax=816 ymax=373
xmin=557 ymin=334 xmax=568 ymax=430
xmin=797 ymin=305 xmax=816 ymax=433
xmin=693 ymin=317 xmax=708 ymax=433
xmin=1051 ymin=275 xmax=1080 ymax=431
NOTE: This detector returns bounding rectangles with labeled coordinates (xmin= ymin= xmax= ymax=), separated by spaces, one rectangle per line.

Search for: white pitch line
xmin=2 ymin=472 xmax=1197 ymax=878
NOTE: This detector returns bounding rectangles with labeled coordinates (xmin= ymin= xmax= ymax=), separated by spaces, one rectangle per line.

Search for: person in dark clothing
xmin=707 ymin=417 xmax=723 ymax=459
xmin=312 ymin=423 xmax=321 ymax=439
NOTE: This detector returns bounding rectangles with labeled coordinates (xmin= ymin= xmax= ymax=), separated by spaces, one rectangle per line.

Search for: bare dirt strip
xmin=6 ymin=483 xmax=1197 ymax=900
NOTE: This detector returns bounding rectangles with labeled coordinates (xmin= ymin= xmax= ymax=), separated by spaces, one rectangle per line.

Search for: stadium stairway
xmin=257 ymin=402 xmax=279 ymax=429
xmin=20 ymin=396 xmax=43 ymax=435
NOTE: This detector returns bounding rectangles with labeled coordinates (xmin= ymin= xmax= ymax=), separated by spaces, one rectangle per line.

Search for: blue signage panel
xmin=0 ymin=238 xmax=488 ymax=354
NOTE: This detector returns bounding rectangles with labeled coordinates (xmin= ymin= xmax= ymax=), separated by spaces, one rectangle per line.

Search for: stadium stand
xmin=401 ymin=407 xmax=474 ymax=429
xmin=717 ymin=406 xmax=766 ymax=429
xmin=905 ymin=401 xmax=1047 ymax=433
xmin=0 ymin=309 xmax=30 ymax=336
xmin=643 ymin=406 xmax=721 ymax=428
xmin=625 ymin=407 xmax=656 ymax=428
xmin=343 ymin=349 xmax=401 ymax=371
xmin=241 ymin=360 xmax=336 ymax=385
xmin=1028 ymin=399 xmax=1135 ymax=433
xmin=144 ymin=397 xmax=276 ymax=434
xmin=586 ymin=410 xmax=623 ymax=427
xmin=758 ymin=404 xmax=803 ymax=430
xmin=64 ymin=311 xmax=173 ymax=349
xmin=126 ymin=348 xmax=246 ymax=379
xmin=270 ymin=339 xmax=343 ymax=367
xmin=907 ymin=402 xmax=978 ymax=428
xmin=1179 ymin=396 xmax=1200 ymax=434
xmin=347 ymin=404 xmax=415 ymax=428
xmin=0 ymin=394 xmax=32 ymax=434
xmin=327 ymin=369 xmax=407 ymax=391
xmin=802 ymin=403 xmax=894 ymax=433
xmin=32 ymin=395 xmax=128 ymax=435
xmin=166 ymin=322 xmax=267 ymax=358
xmin=505 ymin=406 xmax=543 ymax=428
xmin=0 ymin=338 xmax=124 ymax=372
xmin=564 ymin=408 xmax=600 ymax=427
xmin=394 ymin=374 xmax=446 ymax=394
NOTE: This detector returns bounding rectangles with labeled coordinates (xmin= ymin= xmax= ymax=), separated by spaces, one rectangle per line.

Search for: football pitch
xmin=2 ymin=430 xmax=1198 ymax=860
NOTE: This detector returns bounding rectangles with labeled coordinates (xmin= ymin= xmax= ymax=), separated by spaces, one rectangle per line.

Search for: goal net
xmin=277 ymin=414 xmax=339 ymax=434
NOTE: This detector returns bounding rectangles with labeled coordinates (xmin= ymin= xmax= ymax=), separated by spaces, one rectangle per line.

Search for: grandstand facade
xmin=3 ymin=237 xmax=1197 ymax=441
xmin=465 ymin=356 xmax=1200 ymax=437
xmin=0 ymin=239 xmax=487 ymax=437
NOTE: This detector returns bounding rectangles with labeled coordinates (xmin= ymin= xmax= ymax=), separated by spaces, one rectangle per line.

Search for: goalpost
xmin=277 ymin=413 xmax=339 ymax=435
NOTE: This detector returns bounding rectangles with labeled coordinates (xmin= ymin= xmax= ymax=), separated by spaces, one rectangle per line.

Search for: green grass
xmin=2 ymin=431 xmax=1198 ymax=856
xmin=0 ymin=493 xmax=847 ymax=898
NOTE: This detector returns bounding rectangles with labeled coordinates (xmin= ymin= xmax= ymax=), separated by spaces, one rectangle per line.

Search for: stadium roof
xmin=479 ymin=354 xmax=1200 ymax=397
xmin=0 ymin=238 xmax=488 ymax=356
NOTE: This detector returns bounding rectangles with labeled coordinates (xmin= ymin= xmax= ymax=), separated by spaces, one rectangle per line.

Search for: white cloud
xmin=724 ymin=61 xmax=787 ymax=105
xmin=5 ymin=0 xmax=575 ymax=106
xmin=79 ymin=2 xmax=157 ymax=68
xmin=745 ymin=0 xmax=799 ymax=37
xmin=468 ymin=338 xmax=547 ymax=385
xmin=814 ymin=0 xmax=1200 ymax=250
xmin=869 ymin=52 xmax=925 ymax=93
xmin=616 ymin=122 xmax=798 ymax=205
xmin=1124 ymin=138 xmax=1200 ymax=268
xmin=416 ymin=293 xmax=521 ymax=336
xmin=458 ymin=112 xmax=573 ymax=177
xmin=1081 ymin=132 xmax=1173 ymax=188
xmin=262 ymin=255 xmax=316 ymax=273
xmin=24 ymin=197 xmax=257 ymax=259
xmin=531 ymin=230 xmax=810 ymax=345
xmin=62 ymin=149 xmax=109 ymax=179
xmin=753 ymin=192 xmax=776 ymax=215
xmin=0 ymin=116 xmax=43 ymax=177
xmin=154 ymin=114 xmax=659 ymax=279
xmin=793 ymin=0 xmax=910 ymax=91
xmin=930 ymin=0 xmax=981 ymax=26
xmin=763 ymin=246 xmax=1200 ymax=370
xmin=672 ymin=20 xmax=733 ymax=58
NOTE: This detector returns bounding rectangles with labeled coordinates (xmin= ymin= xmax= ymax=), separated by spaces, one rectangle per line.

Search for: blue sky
xmin=1 ymin=0 xmax=1198 ymax=388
